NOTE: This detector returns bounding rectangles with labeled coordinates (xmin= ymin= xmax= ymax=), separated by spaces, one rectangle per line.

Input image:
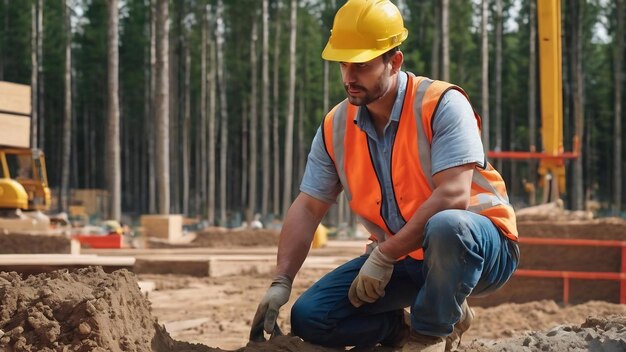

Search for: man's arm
xmin=276 ymin=192 xmax=332 ymax=280
xmin=377 ymin=164 xmax=474 ymax=259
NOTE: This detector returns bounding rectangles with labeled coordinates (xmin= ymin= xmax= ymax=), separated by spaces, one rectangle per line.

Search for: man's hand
xmin=348 ymin=247 xmax=396 ymax=307
xmin=249 ymin=274 xmax=292 ymax=342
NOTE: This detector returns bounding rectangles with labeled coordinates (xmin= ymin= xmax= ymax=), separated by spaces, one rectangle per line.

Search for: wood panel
xmin=0 ymin=113 xmax=31 ymax=148
xmin=0 ymin=81 xmax=31 ymax=115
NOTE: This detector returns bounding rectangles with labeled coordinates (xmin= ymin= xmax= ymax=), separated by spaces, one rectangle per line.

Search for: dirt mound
xmin=148 ymin=228 xmax=280 ymax=249
xmin=515 ymin=200 xmax=594 ymax=222
xmin=465 ymin=300 xmax=626 ymax=341
xmin=463 ymin=315 xmax=626 ymax=351
xmin=0 ymin=233 xmax=73 ymax=254
xmin=193 ymin=229 xmax=279 ymax=248
xmin=518 ymin=219 xmax=626 ymax=240
xmin=0 ymin=267 xmax=221 ymax=352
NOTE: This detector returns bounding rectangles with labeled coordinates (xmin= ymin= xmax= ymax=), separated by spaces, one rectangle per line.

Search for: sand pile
xmin=0 ymin=267 xmax=218 ymax=352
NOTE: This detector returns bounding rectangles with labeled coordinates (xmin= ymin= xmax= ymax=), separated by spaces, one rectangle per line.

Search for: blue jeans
xmin=290 ymin=209 xmax=519 ymax=348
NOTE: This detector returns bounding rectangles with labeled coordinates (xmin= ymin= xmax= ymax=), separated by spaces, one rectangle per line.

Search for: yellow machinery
xmin=0 ymin=147 xmax=51 ymax=211
xmin=0 ymin=81 xmax=51 ymax=212
xmin=488 ymin=0 xmax=578 ymax=202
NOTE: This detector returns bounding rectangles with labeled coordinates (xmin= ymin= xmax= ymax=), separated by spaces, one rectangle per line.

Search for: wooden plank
xmin=0 ymin=82 xmax=31 ymax=115
xmin=0 ymin=113 xmax=30 ymax=148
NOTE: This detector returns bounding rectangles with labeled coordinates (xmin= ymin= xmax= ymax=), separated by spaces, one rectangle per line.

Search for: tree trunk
xmin=323 ymin=60 xmax=329 ymax=113
xmin=182 ymin=37 xmax=190 ymax=216
xmin=495 ymin=0 xmax=503 ymax=172
xmin=248 ymin=15 xmax=258 ymax=223
xmin=614 ymin=0 xmax=624 ymax=214
xmin=60 ymin=0 xmax=72 ymax=213
xmin=83 ymin=107 xmax=90 ymax=188
xmin=155 ymin=0 xmax=170 ymax=214
xmin=0 ymin=0 xmax=6 ymax=80
xmin=30 ymin=1 xmax=38 ymax=148
xmin=147 ymin=0 xmax=157 ymax=213
xmin=169 ymin=2 xmax=182 ymax=214
xmin=480 ymin=0 xmax=490 ymax=154
xmin=36 ymin=0 xmax=43 ymax=150
xmin=199 ymin=7 xmax=208 ymax=216
xmin=261 ymin=0 xmax=271 ymax=218
xmin=107 ymin=0 xmax=121 ymax=221
xmin=441 ymin=0 xmax=449 ymax=82
xmin=242 ymin=98 xmax=248 ymax=215
xmin=208 ymin=10 xmax=217 ymax=224
xmin=297 ymin=85 xmax=305 ymax=183
xmin=528 ymin=0 xmax=537 ymax=206
xmin=571 ymin=1 xmax=584 ymax=210
xmin=509 ymin=112 xmax=518 ymax=198
xmin=216 ymin=0 xmax=228 ymax=225
xmin=431 ymin=0 xmax=440 ymax=79
xmin=282 ymin=0 xmax=297 ymax=216
xmin=272 ymin=0 xmax=282 ymax=217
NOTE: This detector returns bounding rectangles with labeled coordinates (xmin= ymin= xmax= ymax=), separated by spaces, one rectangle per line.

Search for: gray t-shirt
xmin=300 ymin=72 xmax=484 ymax=233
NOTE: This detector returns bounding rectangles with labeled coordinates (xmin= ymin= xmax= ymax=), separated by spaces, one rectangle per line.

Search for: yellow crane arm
xmin=537 ymin=0 xmax=566 ymax=200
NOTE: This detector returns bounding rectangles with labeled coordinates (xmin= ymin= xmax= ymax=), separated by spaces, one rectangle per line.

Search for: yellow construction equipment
xmin=0 ymin=147 xmax=51 ymax=211
xmin=0 ymin=81 xmax=51 ymax=212
xmin=488 ymin=0 xmax=579 ymax=202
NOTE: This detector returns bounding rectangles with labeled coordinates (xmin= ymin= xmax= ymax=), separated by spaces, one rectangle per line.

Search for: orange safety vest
xmin=322 ymin=74 xmax=518 ymax=260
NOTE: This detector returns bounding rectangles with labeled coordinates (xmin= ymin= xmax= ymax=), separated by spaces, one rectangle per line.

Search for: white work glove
xmin=348 ymin=247 xmax=396 ymax=307
xmin=249 ymin=274 xmax=292 ymax=342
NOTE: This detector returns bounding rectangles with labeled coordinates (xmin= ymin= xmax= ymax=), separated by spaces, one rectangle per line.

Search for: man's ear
xmin=391 ymin=51 xmax=403 ymax=73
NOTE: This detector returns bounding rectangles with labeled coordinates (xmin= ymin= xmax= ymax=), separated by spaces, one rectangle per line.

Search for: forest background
xmin=0 ymin=0 xmax=624 ymax=227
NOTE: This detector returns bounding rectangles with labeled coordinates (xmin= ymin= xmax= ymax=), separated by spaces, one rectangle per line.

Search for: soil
xmin=517 ymin=218 xmax=626 ymax=240
xmin=1 ymin=220 xmax=626 ymax=351
xmin=0 ymin=233 xmax=73 ymax=254
xmin=2 ymin=267 xmax=625 ymax=352
xmin=191 ymin=229 xmax=279 ymax=248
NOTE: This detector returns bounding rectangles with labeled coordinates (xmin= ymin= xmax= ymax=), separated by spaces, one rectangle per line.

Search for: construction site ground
xmin=1 ymin=220 xmax=626 ymax=351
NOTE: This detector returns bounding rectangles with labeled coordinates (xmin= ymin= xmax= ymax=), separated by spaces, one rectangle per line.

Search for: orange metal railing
xmin=514 ymin=237 xmax=626 ymax=304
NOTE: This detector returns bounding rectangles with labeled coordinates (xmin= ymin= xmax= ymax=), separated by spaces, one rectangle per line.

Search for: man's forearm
xmin=275 ymin=193 xmax=331 ymax=280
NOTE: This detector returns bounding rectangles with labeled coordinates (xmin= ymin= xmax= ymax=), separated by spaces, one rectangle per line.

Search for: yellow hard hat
xmin=322 ymin=0 xmax=408 ymax=63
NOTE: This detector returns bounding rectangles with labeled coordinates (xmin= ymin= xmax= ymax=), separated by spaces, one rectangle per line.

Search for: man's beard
xmin=344 ymin=67 xmax=391 ymax=106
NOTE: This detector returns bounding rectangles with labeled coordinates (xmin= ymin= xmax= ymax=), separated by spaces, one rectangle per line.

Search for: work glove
xmin=249 ymin=274 xmax=292 ymax=342
xmin=348 ymin=247 xmax=396 ymax=307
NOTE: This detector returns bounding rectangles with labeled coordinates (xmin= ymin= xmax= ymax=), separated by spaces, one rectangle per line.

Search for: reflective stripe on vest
xmin=322 ymin=74 xmax=518 ymax=260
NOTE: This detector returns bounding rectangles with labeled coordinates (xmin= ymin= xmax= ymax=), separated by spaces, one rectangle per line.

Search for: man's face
xmin=340 ymin=55 xmax=392 ymax=106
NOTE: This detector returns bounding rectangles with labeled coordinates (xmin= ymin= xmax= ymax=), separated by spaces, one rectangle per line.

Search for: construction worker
xmin=249 ymin=0 xmax=519 ymax=350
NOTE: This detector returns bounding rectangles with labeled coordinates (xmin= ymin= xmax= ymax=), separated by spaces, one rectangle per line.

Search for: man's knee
xmin=291 ymin=296 xmax=324 ymax=342
xmin=424 ymin=209 xmax=472 ymax=247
